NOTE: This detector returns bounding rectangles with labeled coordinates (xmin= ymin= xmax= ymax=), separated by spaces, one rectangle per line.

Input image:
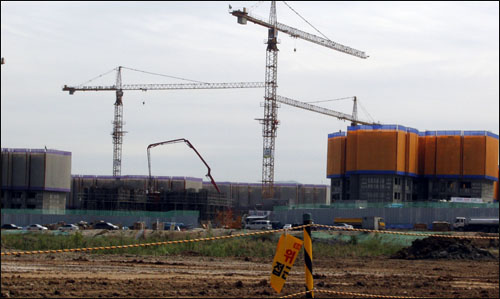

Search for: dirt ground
xmin=1 ymin=251 xmax=498 ymax=298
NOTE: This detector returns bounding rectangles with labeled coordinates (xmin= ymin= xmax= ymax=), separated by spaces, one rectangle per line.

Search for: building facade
xmin=70 ymin=175 xmax=330 ymax=213
xmin=1 ymin=148 xmax=71 ymax=211
xmin=327 ymin=126 xmax=499 ymax=203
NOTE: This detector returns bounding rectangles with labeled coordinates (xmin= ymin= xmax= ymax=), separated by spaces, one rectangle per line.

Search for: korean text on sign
xmin=270 ymin=234 xmax=303 ymax=293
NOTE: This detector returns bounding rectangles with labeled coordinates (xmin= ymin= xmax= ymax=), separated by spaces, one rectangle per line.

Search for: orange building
xmin=418 ymin=131 xmax=499 ymax=180
xmin=328 ymin=126 xmax=499 ymax=202
xmin=328 ymin=125 xmax=420 ymax=201
xmin=326 ymin=132 xmax=346 ymax=178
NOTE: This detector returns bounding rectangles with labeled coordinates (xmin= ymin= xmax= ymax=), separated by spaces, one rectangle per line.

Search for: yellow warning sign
xmin=270 ymin=233 xmax=303 ymax=293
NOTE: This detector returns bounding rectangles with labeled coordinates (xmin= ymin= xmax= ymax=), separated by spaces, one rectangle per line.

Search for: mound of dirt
xmin=391 ymin=236 xmax=496 ymax=260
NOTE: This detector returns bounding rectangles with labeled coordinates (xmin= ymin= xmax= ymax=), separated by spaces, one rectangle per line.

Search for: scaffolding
xmin=78 ymin=188 xmax=232 ymax=221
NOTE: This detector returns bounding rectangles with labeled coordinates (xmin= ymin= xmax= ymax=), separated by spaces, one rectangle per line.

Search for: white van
xmin=245 ymin=220 xmax=272 ymax=230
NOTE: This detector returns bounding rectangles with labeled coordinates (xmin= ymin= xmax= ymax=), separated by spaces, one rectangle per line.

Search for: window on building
xmin=460 ymin=182 xmax=471 ymax=189
xmin=332 ymin=180 xmax=340 ymax=187
xmin=406 ymin=194 xmax=411 ymax=201
xmin=394 ymin=178 xmax=401 ymax=185
xmin=394 ymin=192 xmax=401 ymax=200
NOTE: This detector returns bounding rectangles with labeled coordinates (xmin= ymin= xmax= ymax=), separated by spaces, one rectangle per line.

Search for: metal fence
xmin=272 ymin=202 xmax=499 ymax=228
xmin=0 ymin=209 xmax=199 ymax=228
xmin=274 ymin=201 xmax=499 ymax=210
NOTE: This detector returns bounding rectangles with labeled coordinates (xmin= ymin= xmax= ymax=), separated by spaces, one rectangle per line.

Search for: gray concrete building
xmin=1 ymin=148 xmax=71 ymax=211
xmin=330 ymin=174 xmax=496 ymax=203
xmin=330 ymin=174 xmax=417 ymax=202
xmin=423 ymin=178 xmax=495 ymax=201
xmin=1 ymin=147 xmax=331 ymax=220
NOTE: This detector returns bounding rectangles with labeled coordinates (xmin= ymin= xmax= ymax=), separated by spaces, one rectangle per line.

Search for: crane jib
xmin=231 ymin=10 xmax=368 ymax=59
xmin=62 ymin=82 xmax=266 ymax=93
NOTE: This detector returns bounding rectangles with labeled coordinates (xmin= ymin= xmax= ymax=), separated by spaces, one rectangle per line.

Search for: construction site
xmin=1 ymin=2 xmax=499 ymax=299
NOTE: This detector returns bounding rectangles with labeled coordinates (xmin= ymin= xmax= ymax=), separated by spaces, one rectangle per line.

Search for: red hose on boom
xmin=147 ymin=138 xmax=221 ymax=193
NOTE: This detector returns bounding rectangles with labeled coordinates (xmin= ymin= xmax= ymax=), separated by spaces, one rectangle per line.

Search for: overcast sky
xmin=1 ymin=1 xmax=499 ymax=185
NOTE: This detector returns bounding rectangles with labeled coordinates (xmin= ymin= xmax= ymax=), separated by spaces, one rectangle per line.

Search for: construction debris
xmin=391 ymin=236 xmax=496 ymax=260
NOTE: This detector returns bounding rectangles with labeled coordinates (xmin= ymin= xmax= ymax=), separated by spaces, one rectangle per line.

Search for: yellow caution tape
xmin=280 ymin=289 xmax=429 ymax=298
xmin=0 ymin=225 xmax=310 ymax=256
xmin=280 ymin=290 xmax=310 ymax=298
xmin=314 ymin=224 xmax=499 ymax=240
xmin=1 ymin=223 xmax=496 ymax=256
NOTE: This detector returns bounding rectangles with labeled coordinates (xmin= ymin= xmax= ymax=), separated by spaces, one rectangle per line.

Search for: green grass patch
xmin=1 ymin=230 xmax=404 ymax=258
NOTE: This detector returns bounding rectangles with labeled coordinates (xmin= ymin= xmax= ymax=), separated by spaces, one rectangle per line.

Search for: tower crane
xmin=230 ymin=2 xmax=368 ymax=199
xmin=63 ymin=66 xmax=265 ymax=176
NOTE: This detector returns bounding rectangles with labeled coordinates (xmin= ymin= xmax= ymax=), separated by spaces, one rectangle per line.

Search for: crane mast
xmin=351 ymin=96 xmax=358 ymax=126
xmin=260 ymin=1 xmax=279 ymax=199
xmin=63 ymin=67 xmax=265 ymax=176
xmin=113 ymin=67 xmax=124 ymax=176
xmin=231 ymin=2 xmax=368 ymax=200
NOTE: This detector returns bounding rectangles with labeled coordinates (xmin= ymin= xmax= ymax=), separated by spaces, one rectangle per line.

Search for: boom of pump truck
xmin=453 ymin=217 xmax=499 ymax=233
xmin=334 ymin=216 xmax=385 ymax=230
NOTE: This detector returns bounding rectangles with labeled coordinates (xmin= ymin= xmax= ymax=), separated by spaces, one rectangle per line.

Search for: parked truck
xmin=453 ymin=217 xmax=499 ymax=233
xmin=334 ymin=216 xmax=385 ymax=230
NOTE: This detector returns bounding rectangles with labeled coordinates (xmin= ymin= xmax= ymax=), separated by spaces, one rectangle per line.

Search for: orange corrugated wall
xmin=327 ymin=136 xmax=346 ymax=176
xmin=337 ymin=129 xmax=496 ymax=185
xmin=485 ymin=136 xmax=499 ymax=179
xmin=327 ymin=137 xmax=335 ymax=176
xmin=346 ymin=130 xmax=358 ymax=172
xmin=406 ymin=132 xmax=419 ymax=175
xmin=424 ymin=134 xmax=437 ymax=176
xmin=463 ymin=136 xmax=486 ymax=176
xmin=356 ymin=130 xmax=398 ymax=171
xmin=418 ymin=135 xmax=426 ymax=175
xmin=396 ymin=130 xmax=407 ymax=173
xmin=339 ymin=137 xmax=346 ymax=175
xmin=436 ymin=135 xmax=461 ymax=176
